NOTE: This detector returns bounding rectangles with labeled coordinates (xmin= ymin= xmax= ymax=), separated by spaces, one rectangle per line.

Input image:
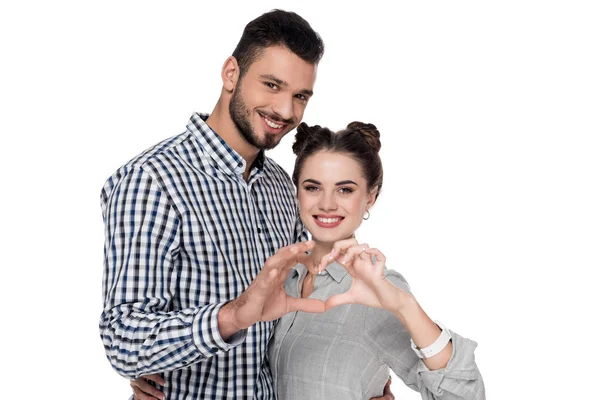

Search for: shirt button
xmin=257 ymin=228 xmax=262 ymax=234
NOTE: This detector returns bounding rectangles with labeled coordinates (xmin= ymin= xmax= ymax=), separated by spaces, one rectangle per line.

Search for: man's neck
xmin=206 ymin=102 xmax=259 ymax=181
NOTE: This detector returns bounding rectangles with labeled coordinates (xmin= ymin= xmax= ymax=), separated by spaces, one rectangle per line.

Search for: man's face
xmin=229 ymin=45 xmax=317 ymax=150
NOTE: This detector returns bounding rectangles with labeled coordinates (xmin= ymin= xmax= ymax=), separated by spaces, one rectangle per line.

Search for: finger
xmin=320 ymin=238 xmax=360 ymax=270
xmin=319 ymin=251 xmax=333 ymax=272
xmin=324 ymin=292 xmax=355 ymax=310
xmin=284 ymin=241 xmax=315 ymax=264
xmin=293 ymin=240 xmax=315 ymax=255
xmin=368 ymin=378 xmax=394 ymax=400
xmin=331 ymin=238 xmax=360 ymax=260
xmin=296 ymin=252 xmax=319 ymax=275
xmin=272 ymin=240 xmax=313 ymax=258
xmin=131 ymin=385 xmax=164 ymax=400
xmin=333 ymin=238 xmax=359 ymax=252
xmin=265 ymin=241 xmax=314 ymax=273
xmin=144 ymin=373 xmax=166 ymax=386
xmin=340 ymin=244 xmax=371 ymax=265
xmin=383 ymin=378 xmax=395 ymax=400
xmin=130 ymin=378 xmax=165 ymax=400
xmin=287 ymin=297 xmax=326 ymax=314
xmin=384 ymin=377 xmax=392 ymax=393
xmin=364 ymin=248 xmax=386 ymax=267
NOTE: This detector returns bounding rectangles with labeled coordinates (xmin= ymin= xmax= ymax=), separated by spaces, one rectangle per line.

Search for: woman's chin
xmin=310 ymin=232 xmax=353 ymax=245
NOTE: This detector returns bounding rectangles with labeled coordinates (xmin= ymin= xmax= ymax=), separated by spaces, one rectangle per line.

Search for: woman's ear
xmin=221 ymin=56 xmax=240 ymax=92
xmin=366 ymin=187 xmax=378 ymax=210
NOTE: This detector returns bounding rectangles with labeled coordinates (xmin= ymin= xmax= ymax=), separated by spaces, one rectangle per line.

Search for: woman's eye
xmin=304 ymin=185 xmax=319 ymax=192
xmin=338 ymin=187 xmax=354 ymax=194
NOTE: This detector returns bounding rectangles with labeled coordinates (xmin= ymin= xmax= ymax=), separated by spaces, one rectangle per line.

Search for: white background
xmin=1 ymin=1 xmax=598 ymax=399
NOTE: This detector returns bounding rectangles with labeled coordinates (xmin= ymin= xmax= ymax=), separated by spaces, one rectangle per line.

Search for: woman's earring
xmin=363 ymin=210 xmax=370 ymax=220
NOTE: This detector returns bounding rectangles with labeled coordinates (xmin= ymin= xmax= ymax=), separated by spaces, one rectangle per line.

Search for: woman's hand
xmin=316 ymin=237 xmax=360 ymax=273
xmin=325 ymin=244 xmax=413 ymax=313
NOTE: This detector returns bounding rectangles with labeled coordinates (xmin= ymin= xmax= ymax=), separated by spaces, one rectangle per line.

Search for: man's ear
xmin=221 ymin=56 xmax=240 ymax=92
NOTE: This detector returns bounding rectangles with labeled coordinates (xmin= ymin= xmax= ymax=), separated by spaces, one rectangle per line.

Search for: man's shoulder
xmin=124 ymin=132 xmax=191 ymax=172
xmin=262 ymin=156 xmax=293 ymax=183
xmin=100 ymin=132 xmax=192 ymax=201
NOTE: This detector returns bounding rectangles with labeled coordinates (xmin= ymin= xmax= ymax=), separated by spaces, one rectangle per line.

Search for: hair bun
xmin=346 ymin=121 xmax=381 ymax=153
xmin=293 ymin=122 xmax=323 ymax=155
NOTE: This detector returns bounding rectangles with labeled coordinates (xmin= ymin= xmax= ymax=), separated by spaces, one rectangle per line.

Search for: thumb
xmin=325 ymin=292 xmax=355 ymax=310
xmin=287 ymin=297 xmax=326 ymax=314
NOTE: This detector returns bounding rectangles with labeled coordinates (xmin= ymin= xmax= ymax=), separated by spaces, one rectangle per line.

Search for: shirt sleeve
xmin=363 ymin=271 xmax=486 ymax=400
xmin=293 ymin=202 xmax=308 ymax=243
xmin=99 ymin=166 xmax=246 ymax=379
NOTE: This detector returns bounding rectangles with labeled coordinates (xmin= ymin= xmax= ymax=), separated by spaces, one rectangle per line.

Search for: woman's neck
xmin=310 ymin=241 xmax=334 ymax=269
xmin=301 ymin=240 xmax=332 ymax=298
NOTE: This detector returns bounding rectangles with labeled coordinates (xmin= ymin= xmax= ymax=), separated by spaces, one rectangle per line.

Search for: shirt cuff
xmin=416 ymin=330 xmax=483 ymax=397
xmin=192 ymin=301 xmax=248 ymax=358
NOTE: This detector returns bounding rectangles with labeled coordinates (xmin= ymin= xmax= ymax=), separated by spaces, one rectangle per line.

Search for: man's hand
xmin=369 ymin=378 xmax=395 ymax=400
xmin=130 ymin=374 xmax=165 ymax=400
xmin=219 ymin=240 xmax=325 ymax=338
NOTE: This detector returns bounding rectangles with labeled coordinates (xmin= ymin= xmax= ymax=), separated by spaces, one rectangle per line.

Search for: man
xmin=100 ymin=9 xmax=394 ymax=400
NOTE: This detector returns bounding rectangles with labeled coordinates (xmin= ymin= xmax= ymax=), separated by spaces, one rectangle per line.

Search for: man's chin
xmin=257 ymin=133 xmax=284 ymax=150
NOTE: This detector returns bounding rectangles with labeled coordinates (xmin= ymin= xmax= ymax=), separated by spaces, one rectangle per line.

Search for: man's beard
xmin=229 ymin=84 xmax=289 ymax=150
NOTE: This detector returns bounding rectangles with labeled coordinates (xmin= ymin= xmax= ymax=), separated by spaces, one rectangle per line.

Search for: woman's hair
xmin=232 ymin=9 xmax=325 ymax=78
xmin=292 ymin=122 xmax=383 ymax=200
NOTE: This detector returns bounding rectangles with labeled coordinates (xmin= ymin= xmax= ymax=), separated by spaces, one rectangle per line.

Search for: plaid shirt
xmin=100 ymin=113 xmax=305 ymax=399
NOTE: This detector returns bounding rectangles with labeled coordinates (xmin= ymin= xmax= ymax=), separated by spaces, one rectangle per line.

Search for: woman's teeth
xmin=317 ymin=217 xmax=341 ymax=223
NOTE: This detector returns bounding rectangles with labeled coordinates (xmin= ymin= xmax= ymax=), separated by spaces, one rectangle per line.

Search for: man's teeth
xmin=265 ymin=118 xmax=283 ymax=129
xmin=317 ymin=217 xmax=341 ymax=224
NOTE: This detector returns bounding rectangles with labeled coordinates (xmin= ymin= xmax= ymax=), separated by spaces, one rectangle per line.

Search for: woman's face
xmin=297 ymin=150 xmax=376 ymax=245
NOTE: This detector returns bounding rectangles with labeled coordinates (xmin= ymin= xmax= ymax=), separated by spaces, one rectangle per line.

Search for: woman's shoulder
xmin=383 ymin=267 xmax=411 ymax=294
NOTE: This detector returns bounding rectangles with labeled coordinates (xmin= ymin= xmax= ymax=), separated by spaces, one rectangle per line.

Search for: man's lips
xmin=259 ymin=112 xmax=290 ymax=133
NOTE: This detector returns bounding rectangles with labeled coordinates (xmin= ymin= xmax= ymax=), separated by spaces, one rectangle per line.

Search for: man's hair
xmin=232 ymin=9 xmax=324 ymax=78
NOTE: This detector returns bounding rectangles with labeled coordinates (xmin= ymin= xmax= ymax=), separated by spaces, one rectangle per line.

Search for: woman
xmin=132 ymin=122 xmax=485 ymax=399
xmin=268 ymin=121 xmax=484 ymax=399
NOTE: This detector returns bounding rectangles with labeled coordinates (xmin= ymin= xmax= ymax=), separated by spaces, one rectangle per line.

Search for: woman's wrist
xmin=379 ymin=278 xmax=418 ymax=316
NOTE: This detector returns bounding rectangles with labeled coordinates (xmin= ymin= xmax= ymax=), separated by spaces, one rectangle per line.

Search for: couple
xmin=100 ymin=9 xmax=485 ymax=400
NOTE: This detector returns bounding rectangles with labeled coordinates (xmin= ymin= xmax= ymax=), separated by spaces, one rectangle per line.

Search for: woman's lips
xmin=313 ymin=215 xmax=344 ymax=228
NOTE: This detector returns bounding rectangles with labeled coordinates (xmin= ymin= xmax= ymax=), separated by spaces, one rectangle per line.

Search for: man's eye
xmin=265 ymin=82 xmax=278 ymax=90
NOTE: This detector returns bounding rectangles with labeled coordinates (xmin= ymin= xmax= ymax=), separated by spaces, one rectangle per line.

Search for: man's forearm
xmin=217 ymin=296 xmax=248 ymax=341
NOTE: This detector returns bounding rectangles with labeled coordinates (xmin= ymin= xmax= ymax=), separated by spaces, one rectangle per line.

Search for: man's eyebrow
xmin=260 ymin=74 xmax=287 ymax=86
xmin=260 ymin=74 xmax=314 ymax=97
xmin=300 ymin=88 xmax=314 ymax=97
